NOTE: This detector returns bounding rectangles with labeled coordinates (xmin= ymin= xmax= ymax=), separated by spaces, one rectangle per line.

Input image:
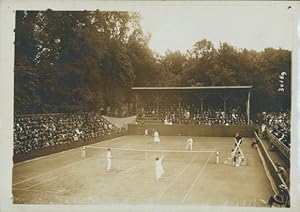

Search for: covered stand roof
xmin=132 ymin=86 xmax=252 ymax=90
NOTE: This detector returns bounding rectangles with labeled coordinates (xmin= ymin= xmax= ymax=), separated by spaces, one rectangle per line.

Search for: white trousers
xmin=186 ymin=143 xmax=192 ymax=150
xmin=107 ymin=159 xmax=112 ymax=171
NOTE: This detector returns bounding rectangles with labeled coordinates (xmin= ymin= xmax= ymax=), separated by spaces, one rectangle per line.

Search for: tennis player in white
xmin=185 ymin=136 xmax=193 ymax=150
xmin=153 ymin=130 xmax=160 ymax=143
xmin=155 ymin=152 xmax=164 ymax=181
xmin=144 ymin=128 xmax=148 ymax=137
xmin=106 ymin=148 xmax=112 ymax=171
xmin=235 ymin=152 xmax=243 ymax=167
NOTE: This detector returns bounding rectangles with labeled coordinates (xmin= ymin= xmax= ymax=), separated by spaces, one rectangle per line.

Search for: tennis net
xmin=81 ymin=145 xmax=220 ymax=164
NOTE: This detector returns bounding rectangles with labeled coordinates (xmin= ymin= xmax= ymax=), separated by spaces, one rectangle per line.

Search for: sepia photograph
xmin=1 ymin=0 xmax=300 ymax=212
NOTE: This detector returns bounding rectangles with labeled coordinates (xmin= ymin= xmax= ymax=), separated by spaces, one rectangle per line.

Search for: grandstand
xmin=133 ymin=86 xmax=252 ymax=125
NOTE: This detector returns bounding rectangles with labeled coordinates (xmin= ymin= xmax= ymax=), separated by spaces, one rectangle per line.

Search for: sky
xmin=137 ymin=1 xmax=294 ymax=55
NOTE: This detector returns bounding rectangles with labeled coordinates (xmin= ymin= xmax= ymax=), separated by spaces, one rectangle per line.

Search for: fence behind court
xmin=254 ymin=132 xmax=289 ymax=195
xmin=128 ymin=123 xmax=255 ymax=137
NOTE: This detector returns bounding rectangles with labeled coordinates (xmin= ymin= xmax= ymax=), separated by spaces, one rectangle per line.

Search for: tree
xmin=14 ymin=11 xmax=291 ymax=114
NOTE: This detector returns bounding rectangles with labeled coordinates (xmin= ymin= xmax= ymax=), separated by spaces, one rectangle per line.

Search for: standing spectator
xmin=266 ymin=184 xmax=289 ymax=207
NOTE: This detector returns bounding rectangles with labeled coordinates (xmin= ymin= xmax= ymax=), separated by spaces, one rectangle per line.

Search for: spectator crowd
xmin=14 ymin=112 xmax=121 ymax=154
xmin=137 ymin=104 xmax=246 ymax=125
xmin=259 ymin=112 xmax=290 ymax=148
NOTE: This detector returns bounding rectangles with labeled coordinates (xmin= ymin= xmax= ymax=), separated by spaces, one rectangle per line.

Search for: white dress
xmin=186 ymin=138 xmax=193 ymax=150
xmin=106 ymin=151 xmax=112 ymax=171
xmin=153 ymin=131 xmax=160 ymax=143
xmin=155 ymin=158 xmax=164 ymax=180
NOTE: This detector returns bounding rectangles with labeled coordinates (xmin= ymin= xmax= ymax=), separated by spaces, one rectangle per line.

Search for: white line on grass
xmin=23 ymin=171 xmax=69 ymax=190
xmin=157 ymin=154 xmax=199 ymax=201
xmin=13 ymin=156 xmax=95 ymax=186
xmin=123 ymin=160 xmax=145 ymax=174
xmin=107 ymin=159 xmax=150 ymax=195
xmin=14 ymin=136 xmax=127 ymax=166
xmin=14 ymin=142 xmax=146 ymax=187
xmin=14 ymin=152 xmax=131 ymax=200
xmin=88 ymin=145 xmax=216 ymax=153
xmin=260 ymin=198 xmax=266 ymax=204
xmin=13 ymin=147 xmax=114 ymax=186
xmin=181 ymin=151 xmax=214 ymax=203
xmin=23 ymin=175 xmax=59 ymax=190
xmin=12 ymin=188 xmax=66 ymax=195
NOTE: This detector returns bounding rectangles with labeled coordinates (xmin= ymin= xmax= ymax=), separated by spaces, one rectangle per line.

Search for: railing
xmin=266 ymin=130 xmax=290 ymax=161
xmin=254 ymin=132 xmax=289 ymax=196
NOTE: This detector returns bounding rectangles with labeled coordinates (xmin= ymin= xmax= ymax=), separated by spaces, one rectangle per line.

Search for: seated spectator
xmin=14 ymin=112 xmax=121 ymax=154
xmin=266 ymin=184 xmax=289 ymax=207
xmin=259 ymin=111 xmax=290 ymax=148
xmin=137 ymin=104 xmax=246 ymax=126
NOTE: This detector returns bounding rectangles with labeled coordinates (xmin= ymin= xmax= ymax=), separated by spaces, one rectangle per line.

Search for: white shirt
xmin=106 ymin=151 xmax=112 ymax=160
xmin=155 ymin=157 xmax=164 ymax=179
xmin=187 ymin=138 xmax=193 ymax=145
xmin=261 ymin=124 xmax=266 ymax=132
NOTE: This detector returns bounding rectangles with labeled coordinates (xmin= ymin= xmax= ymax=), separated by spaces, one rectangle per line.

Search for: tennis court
xmin=12 ymin=135 xmax=273 ymax=206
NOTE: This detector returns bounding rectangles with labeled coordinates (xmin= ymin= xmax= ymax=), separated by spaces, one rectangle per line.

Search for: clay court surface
xmin=12 ymin=135 xmax=273 ymax=206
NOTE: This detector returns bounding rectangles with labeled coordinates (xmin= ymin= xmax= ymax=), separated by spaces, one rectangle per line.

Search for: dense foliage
xmin=15 ymin=10 xmax=291 ymax=115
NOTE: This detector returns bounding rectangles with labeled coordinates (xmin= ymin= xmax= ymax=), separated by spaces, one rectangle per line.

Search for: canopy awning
xmin=132 ymin=86 xmax=252 ymax=90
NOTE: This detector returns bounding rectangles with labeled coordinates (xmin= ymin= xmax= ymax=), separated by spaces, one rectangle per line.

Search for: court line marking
xmin=13 ymin=148 xmax=115 ymax=187
xmin=123 ymin=160 xmax=146 ymax=174
xmin=88 ymin=145 xmax=217 ymax=153
xmin=14 ymin=150 xmax=129 ymax=197
xmin=105 ymin=153 xmax=201 ymax=199
xmin=12 ymin=188 xmax=65 ymax=195
xmin=181 ymin=151 xmax=214 ymax=203
xmin=14 ymin=147 xmax=149 ymax=188
xmin=13 ymin=156 xmax=95 ymax=186
xmin=14 ymin=141 xmax=227 ymax=202
xmin=23 ymin=175 xmax=59 ymax=190
xmin=23 ymin=171 xmax=70 ymax=190
xmin=157 ymin=153 xmax=199 ymax=201
xmin=13 ymin=135 xmax=129 ymax=166
xmin=107 ymin=162 xmax=150 ymax=196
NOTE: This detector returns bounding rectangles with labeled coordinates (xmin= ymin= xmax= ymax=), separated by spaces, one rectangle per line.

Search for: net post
xmin=81 ymin=146 xmax=86 ymax=159
xmin=216 ymin=151 xmax=219 ymax=164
